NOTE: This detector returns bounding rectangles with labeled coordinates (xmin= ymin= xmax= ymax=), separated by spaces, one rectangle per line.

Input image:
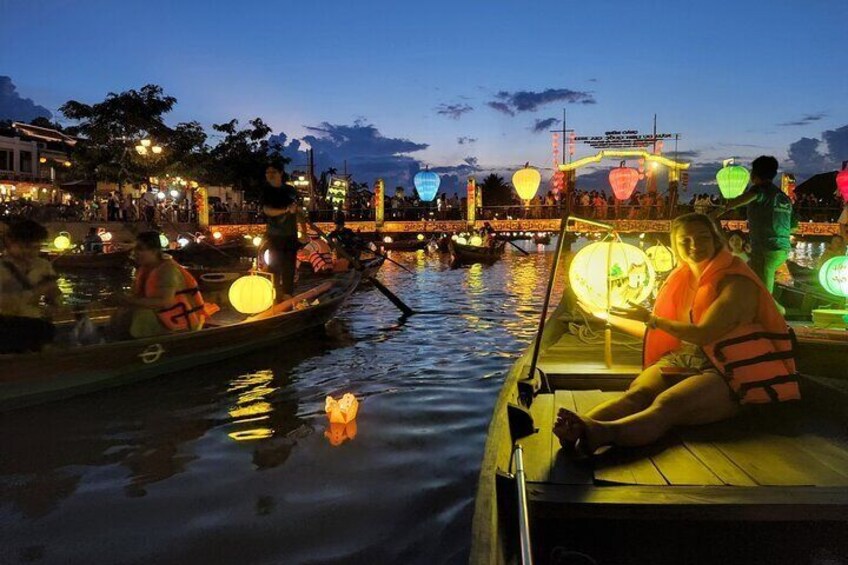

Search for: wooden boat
xmin=297 ymin=255 xmax=385 ymax=285
xmin=450 ymin=240 xmax=506 ymax=266
xmin=0 ymin=270 xmax=360 ymax=411
xmin=167 ymin=241 xmax=252 ymax=267
xmin=50 ymin=249 xmax=131 ymax=270
xmin=532 ymin=234 xmax=552 ymax=246
xmin=379 ymin=238 xmax=428 ymax=252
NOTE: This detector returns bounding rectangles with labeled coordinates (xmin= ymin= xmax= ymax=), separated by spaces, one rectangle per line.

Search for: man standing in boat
xmin=714 ymin=156 xmax=793 ymax=311
xmin=0 ymin=220 xmax=62 ymax=353
xmin=555 ymin=213 xmax=799 ymax=454
xmin=263 ymin=164 xmax=309 ymax=302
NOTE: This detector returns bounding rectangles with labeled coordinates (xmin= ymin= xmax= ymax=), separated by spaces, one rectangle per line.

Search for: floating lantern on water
xmin=159 ymin=233 xmax=169 ymax=249
xmin=325 ymin=421 xmax=358 ymax=446
xmin=512 ymin=163 xmax=541 ymax=203
xmin=383 ymin=236 xmax=393 ymax=244
xmin=716 ymin=159 xmax=750 ymax=199
xmin=568 ymin=240 xmax=656 ymax=312
xmin=325 ymin=393 xmax=359 ymax=424
xmin=837 ymin=161 xmax=848 ymax=201
xmin=213 ymin=231 xmax=222 ymax=240
xmin=53 ymin=232 xmax=72 ymax=251
xmin=609 ymin=161 xmax=640 ymax=201
xmin=645 ymin=244 xmax=676 ymax=274
xmin=413 ymin=169 xmax=440 ymax=202
xmin=469 ymin=235 xmax=483 ymax=247
xmin=228 ymin=274 xmax=275 ymax=314
xmin=417 ymin=233 xmax=425 ymax=241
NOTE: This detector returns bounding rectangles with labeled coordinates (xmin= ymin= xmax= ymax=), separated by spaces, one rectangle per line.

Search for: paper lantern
xmin=325 ymin=421 xmax=358 ymax=446
xmin=159 ymin=234 xmax=169 ymax=249
xmin=213 ymin=231 xmax=223 ymax=240
xmin=451 ymin=234 xmax=458 ymax=241
xmin=177 ymin=237 xmax=190 ymax=248
xmin=53 ymin=232 xmax=71 ymax=251
xmin=229 ymin=274 xmax=275 ymax=314
xmin=414 ymin=170 xmax=440 ymax=201
xmin=252 ymin=236 xmax=263 ymax=247
xmin=383 ymin=236 xmax=393 ymax=244
xmin=455 ymin=236 xmax=468 ymax=245
xmin=568 ymin=241 xmax=656 ymax=311
xmin=512 ymin=164 xmax=541 ymax=202
xmin=417 ymin=233 xmax=425 ymax=241
xmin=716 ymin=160 xmax=750 ymax=199
xmin=325 ymin=393 xmax=359 ymax=424
xmin=469 ymin=235 xmax=483 ymax=246
xmin=609 ymin=163 xmax=640 ymax=201
xmin=819 ymin=256 xmax=848 ymax=297
xmin=837 ymin=162 xmax=848 ymax=201
xmin=645 ymin=244 xmax=676 ymax=273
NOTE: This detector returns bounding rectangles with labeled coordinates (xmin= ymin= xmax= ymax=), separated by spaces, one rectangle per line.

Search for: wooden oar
xmin=304 ymin=217 xmax=415 ymax=317
xmin=504 ymin=238 xmax=530 ymax=256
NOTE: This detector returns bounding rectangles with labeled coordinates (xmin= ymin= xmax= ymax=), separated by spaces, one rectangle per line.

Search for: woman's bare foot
xmin=553 ymin=408 xmax=608 ymax=454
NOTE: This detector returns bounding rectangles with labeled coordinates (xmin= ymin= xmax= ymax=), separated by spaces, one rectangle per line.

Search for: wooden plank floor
xmin=536 ymin=329 xmax=642 ymax=376
xmin=526 ymin=389 xmax=848 ymax=488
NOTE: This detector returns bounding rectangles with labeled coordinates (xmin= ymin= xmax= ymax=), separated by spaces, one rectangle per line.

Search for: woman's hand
xmin=609 ymin=301 xmax=652 ymax=323
xmin=576 ymin=301 xmax=609 ymax=321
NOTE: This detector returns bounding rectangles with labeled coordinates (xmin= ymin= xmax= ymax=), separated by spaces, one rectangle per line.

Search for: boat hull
xmin=450 ymin=241 xmax=505 ymax=265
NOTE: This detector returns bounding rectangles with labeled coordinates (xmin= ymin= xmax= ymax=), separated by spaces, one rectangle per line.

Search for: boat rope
xmin=567 ymin=310 xmax=643 ymax=352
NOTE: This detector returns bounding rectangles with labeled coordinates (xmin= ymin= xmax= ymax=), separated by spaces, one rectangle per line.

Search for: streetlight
xmin=135 ymin=138 xmax=162 ymax=156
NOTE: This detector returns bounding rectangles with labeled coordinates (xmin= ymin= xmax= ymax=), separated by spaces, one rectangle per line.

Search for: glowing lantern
xmin=156 ymin=192 xmax=166 ymax=200
xmin=608 ymin=161 xmax=640 ymax=201
xmin=451 ymin=234 xmax=458 ymax=241
xmin=716 ymin=159 xmax=750 ymax=199
xmin=99 ymin=230 xmax=113 ymax=243
xmin=263 ymin=249 xmax=272 ymax=266
xmin=413 ymin=169 xmax=440 ymax=201
xmin=325 ymin=421 xmax=358 ymax=446
xmin=512 ymin=163 xmax=541 ymax=202
xmin=228 ymin=274 xmax=275 ymax=314
xmin=177 ymin=237 xmax=190 ymax=248
xmin=455 ymin=236 xmax=468 ymax=245
xmin=383 ymin=236 xmax=393 ymax=244
xmin=325 ymin=393 xmax=359 ymax=424
xmin=819 ymin=256 xmax=848 ymax=297
xmin=469 ymin=235 xmax=483 ymax=246
xmin=53 ymin=232 xmax=71 ymax=251
xmin=568 ymin=240 xmax=656 ymax=311
xmin=837 ymin=161 xmax=848 ymax=201
xmin=252 ymin=236 xmax=263 ymax=247
xmin=645 ymin=244 xmax=676 ymax=273
xmin=213 ymin=231 xmax=223 ymax=240
xmin=159 ymin=234 xmax=169 ymax=249
xmin=417 ymin=233 xmax=425 ymax=241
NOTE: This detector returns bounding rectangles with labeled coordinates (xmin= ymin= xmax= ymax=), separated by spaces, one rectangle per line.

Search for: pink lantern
xmin=609 ymin=161 xmax=640 ymax=201
xmin=837 ymin=161 xmax=848 ymax=201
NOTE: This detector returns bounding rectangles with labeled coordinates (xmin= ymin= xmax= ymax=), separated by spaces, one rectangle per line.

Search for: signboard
xmin=467 ymin=177 xmax=476 ymax=226
xmin=574 ymin=130 xmax=676 ymax=149
xmin=781 ymin=173 xmax=796 ymax=202
xmin=374 ymin=178 xmax=385 ymax=226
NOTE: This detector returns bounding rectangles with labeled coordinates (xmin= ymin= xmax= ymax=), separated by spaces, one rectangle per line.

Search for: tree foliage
xmin=480 ymin=173 xmax=515 ymax=206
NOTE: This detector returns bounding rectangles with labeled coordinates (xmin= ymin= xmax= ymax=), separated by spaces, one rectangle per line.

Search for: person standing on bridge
xmin=714 ymin=156 xmax=793 ymax=313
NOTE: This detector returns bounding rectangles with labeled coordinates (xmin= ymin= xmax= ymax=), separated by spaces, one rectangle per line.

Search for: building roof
xmin=11 ymin=122 xmax=78 ymax=147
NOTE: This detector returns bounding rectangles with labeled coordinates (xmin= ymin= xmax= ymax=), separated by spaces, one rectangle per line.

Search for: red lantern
xmin=837 ymin=161 xmax=848 ymax=201
xmin=609 ymin=161 xmax=640 ymax=200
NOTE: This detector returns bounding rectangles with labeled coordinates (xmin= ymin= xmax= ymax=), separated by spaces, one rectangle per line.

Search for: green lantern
xmin=819 ymin=255 xmax=848 ymax=298
xmin=716 ymin=159 xmax=750 ymax=199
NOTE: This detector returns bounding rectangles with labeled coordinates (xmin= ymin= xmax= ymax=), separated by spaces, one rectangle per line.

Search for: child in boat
xmin=111 ymin=231 xmax=216 ymax=339
xmin=555 ymin=213 xmax=799 ymax=454
xmin=0 ymin=220 xmax=62 ymax=353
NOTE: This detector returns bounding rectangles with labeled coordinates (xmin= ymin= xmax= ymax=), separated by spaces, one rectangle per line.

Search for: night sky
xmin=2 ymin=0 xmax=847 ymax=193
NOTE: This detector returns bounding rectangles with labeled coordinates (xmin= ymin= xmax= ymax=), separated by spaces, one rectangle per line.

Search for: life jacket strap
xmin=712 ymin=331 xmax=793 ymax=362
xmin=723 ymin=350 xmax=795 ymax=375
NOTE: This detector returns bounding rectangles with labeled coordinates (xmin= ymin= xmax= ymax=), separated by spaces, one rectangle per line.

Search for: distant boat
xmin=449 ymin=240 xmax=506 ymax=266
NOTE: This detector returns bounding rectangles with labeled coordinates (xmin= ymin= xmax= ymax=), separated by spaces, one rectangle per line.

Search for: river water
xmin=0 ymin=240 xmax=559 ymax=565
xmin=0 ymin=236 xmax=829 ymax=565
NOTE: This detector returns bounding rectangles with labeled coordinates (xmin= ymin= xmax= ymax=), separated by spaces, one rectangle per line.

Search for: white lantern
xmin=568 ymin=241 xmax=656 ymax=311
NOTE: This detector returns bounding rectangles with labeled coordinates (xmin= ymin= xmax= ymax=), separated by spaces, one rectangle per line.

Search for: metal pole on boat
xmin=513 ymin=444 xmax=534 ymax=565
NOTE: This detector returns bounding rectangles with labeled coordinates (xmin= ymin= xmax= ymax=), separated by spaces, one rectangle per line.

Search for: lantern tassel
xmin=604 ymin=325 xmax=613 ymax=368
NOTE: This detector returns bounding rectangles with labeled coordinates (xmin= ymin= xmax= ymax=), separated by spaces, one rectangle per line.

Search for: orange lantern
xmin=609 ymin=161 xmax=640 ymax=200
xmin=325 ymin=393 xmax=359 ymax=424
xmin=325 ymin=421 xmax=358 ymax=446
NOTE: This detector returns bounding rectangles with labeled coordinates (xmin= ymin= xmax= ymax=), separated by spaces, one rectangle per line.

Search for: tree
xmin=480 ymin=173 xmax=515 ymax=206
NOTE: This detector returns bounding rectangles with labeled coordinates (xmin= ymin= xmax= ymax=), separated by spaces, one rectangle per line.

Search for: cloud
xmin=435 ymin=103 xmax=473 ymax=120
xmin=457 ymin=136 xmax=477 ymax=145
xmin=297 ymin=121 xmax=428 ymax=188
xmin=489 ymin=88 xmax=596 ymax=115
xmin=487 ymin=101 xmax=515 ymax=116
xmin=0 ymin=76 xmax=52 ymax=122
xmin=588 ymin=78 xmax=599 ymax=83
xmin=531 ymin=117 xmax=560 ymax=133
xmin=787 ymin=124 xmax=848 ymax=180
xmin=431 ymin=156 xmax=483 ymax=194
xmin=671 ymin=150 xmax=700 ymax=159
xmin=778 ymin=112 xmax=827 ymax=127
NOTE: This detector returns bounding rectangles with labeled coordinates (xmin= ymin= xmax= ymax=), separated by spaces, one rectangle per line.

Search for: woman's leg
xmin=586 ymin=364 xmax=670 ymax=421
xmin=582 ymin=371 xmax=739 ymax=449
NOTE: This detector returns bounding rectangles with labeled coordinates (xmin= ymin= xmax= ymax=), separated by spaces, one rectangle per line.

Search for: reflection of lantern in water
xmin=469 ymin=235 xmax=483 ymax=247
xmin=53 ymin=232 xmax=72 ymax=251
xmin=325 ymin=421 xmax=358 ymax=446
xmin=229 ymin=274 xmax=275 ymax=314
xmin=716 ymin=159 xmax=750 ymax=199
xmin=819 ymin=256 xmax=848 ymax=297
xmin=325 ymin=393 xmax=359 ymax=424
xmin=568 ymin=240 xmax=656 ymax=311
xmin=645 ymin=244 xmax=676 ymax=273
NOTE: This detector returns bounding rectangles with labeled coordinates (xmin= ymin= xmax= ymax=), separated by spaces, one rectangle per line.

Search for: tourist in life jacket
xmin=0 ymin=220 xmax=62 ymax=353
xmin=554 ymin=213 xmax=800 ymax=454
xmin=112 ymin=231 xmax=217 ymax=339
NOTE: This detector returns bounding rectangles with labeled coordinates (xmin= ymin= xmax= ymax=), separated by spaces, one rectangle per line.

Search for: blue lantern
xmin=414 ymin=170 xmax=440 ymax=202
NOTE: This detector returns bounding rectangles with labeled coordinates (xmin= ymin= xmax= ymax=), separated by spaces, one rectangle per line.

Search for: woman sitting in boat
xmin=554 ymin=213 xmax=800 ymax=454
xmin=0 ymin=220 xmax=62 ymax=353
xmin=112 ymin=231 xmax=217 ymax=339
xmin=82 ymin=227 xmax=104 ymax=254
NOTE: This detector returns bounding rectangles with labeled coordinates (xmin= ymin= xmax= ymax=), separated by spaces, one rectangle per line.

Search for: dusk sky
xmin=2 ymin=0 xmax=847 ymax=193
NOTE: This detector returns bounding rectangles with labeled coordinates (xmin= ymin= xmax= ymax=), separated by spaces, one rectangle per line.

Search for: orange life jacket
xmin=133 ymin=258 xmax=218 ymax=331
xmin=299 ymin=239 xmax=334 ymax=273
xmin=644 ymin=248 xmax=800 ymax=404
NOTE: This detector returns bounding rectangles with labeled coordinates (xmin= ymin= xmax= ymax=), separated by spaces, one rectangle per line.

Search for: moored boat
xmin=450 ymin=240 xmax=506 ymax=266
xmin=0 ymin=270 xmax=360 ymax=411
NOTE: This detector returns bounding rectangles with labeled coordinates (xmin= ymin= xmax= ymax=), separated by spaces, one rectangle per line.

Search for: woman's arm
xmin=652 ymin=276 xmax=758 ymax=345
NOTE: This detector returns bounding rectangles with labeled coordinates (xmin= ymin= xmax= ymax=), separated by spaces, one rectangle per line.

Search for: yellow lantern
xmin=228 ymin=274 xmax=275 ymax=314
xmin=417 ymin=233 xmax=425 ymax=241
xmin=252 ymin=236 xmax=263 ymax=247
xmin=53 ymin=232 xmax=71 ymax=251
xmin=455 ymin=236 xmax=468 ymax=245
xmin=512 ymin=163 xmax=541 ymax=202
xmin=568 ymin=240 xmax=656 ymax=311
xmin=469 ymin=235 xmax=483 ymax=246
xmin=325 ymin=393 xmax=359 ymax=424
xmin=213 ymin=231 xmax=223 ymax=240
xmin=645 ymin=244 xmax=676 ymax=273
xmin=383 ymin=236 xmax=393 ymax=244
